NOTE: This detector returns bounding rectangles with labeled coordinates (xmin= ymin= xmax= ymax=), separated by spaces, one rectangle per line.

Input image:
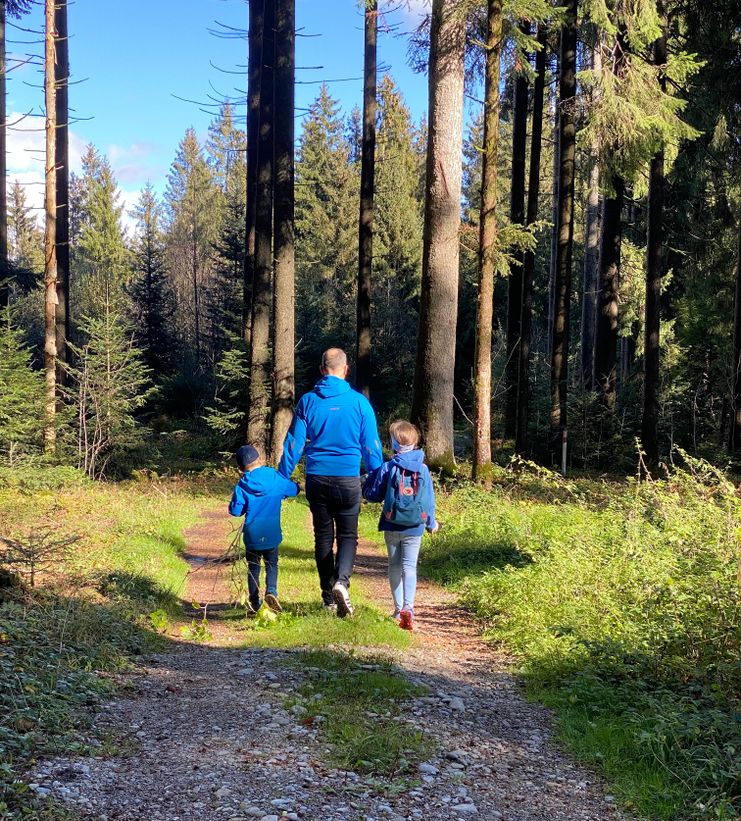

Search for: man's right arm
xmin=278 ymin=398 xmax=308 ymax=478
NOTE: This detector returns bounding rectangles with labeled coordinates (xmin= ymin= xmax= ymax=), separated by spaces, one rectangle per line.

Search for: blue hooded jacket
xmin=228 ymin=466 xmax=300 ymax=551
xmin=278 ymin=375 xmax=383 ymax=478
xmin=362 ymin=449 xmax=437 ymax=536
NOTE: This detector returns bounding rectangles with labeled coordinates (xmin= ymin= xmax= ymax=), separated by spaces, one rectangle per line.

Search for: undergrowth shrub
xmin=421 ymin=453 xmax=740 ymax=819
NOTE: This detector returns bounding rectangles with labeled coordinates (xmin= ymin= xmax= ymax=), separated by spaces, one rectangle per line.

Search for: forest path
xmin=27 ymin=504 xmax=626 ymax=821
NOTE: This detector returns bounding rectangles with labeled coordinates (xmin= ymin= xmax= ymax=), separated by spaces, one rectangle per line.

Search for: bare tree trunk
xmin=410 ymin=0 xmax=465 ymax=468
xmin=547 ymin=47 xmax=559 ymax=361
xmin=729 ymin=221 xmax=741 ymax=451
xmin=472 ymin=0 xmax=503 ymax=481
xmin=641 ymin=11 xmax=666 ymax=465
xmin=248 ymin=0 xmax=275 ymax=452
xmin=270 ymin=0 xmax=295 ymax=463
xmin=43 ymin=0 xmax=57 ymax=451
xmin=0 ymin=2 xmax=7 ymax=310
xmin=355 ymin=0 xmax=376 ymax=398
xmin=244 ymin=0 xmax=264 ymax=351
xmin=595 ymin=176 xmax=624 ymax=409
xmin=581 ymin=160 xmax=600 ymax=390
xmin=515 ymin=24 xmax=547 ymax=455
xmin=549 ymin=0 xmax=577 ymax=443
xmin=504 ymin=22 xmax=529 ymax=440
xmin=55 ymin=0 xmax=69 ymax=383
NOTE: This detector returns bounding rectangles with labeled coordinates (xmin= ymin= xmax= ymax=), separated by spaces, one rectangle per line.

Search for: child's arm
xmin=228 ymin=482 xmax=248 ymax=517
xmin=422 ymin=465 xmax=438 ymax=532
xmin=275 ymin=474 xmax=301 ymax=499
xmin=362 ymin=462 xmax=390 ymax=502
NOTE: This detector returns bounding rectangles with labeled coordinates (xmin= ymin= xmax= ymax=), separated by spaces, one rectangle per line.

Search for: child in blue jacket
xmin=228 ymin=445 xmax=300 ymax=613
xmin=363 ymin=420 xmax=438 ymax=631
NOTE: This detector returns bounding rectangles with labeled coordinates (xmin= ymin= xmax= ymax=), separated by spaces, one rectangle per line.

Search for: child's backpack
xmin=383 ymin=466 xmax=427 ymax=528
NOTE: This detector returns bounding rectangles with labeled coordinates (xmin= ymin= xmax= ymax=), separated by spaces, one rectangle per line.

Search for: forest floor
xmin=25 ymin=501 xmax=626 ymax=821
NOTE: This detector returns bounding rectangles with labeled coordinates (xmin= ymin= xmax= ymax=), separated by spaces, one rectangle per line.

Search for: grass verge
xmin=418 ymin=459 xmax=740 ymax=820
xmin=286 ymin=650 xmax=434 ymax=779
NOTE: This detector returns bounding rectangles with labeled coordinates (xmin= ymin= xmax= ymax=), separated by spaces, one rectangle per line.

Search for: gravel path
xmin=27 ymin=506 xmax=626 ymax=821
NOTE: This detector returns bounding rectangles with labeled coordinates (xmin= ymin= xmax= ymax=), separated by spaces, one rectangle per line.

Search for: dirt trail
xmin=27 ymin=506 xmax=627 ymax=821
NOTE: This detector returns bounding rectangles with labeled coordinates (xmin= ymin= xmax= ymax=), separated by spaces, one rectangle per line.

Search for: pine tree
xmin=66 ymin=302 xmax=151 ymax=479
xmin=130 ymin=184 xmax=173 ymax=372
xmin=165 ymin=128 xmax=220 ymax=367
xmin=411 ymin=0 xmax=466 ymax=467
xmin=8 ymin=180 xmax=43 ymax=282
xmin=0 ymin=308 xmax=46 ymax=465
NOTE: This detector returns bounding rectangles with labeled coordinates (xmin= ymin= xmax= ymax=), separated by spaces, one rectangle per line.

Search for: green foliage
xmin=65 ymin=304 xmax=152 ymax=479
xmin=420 ymin=458 xmax=741 ymax=818
xmin=203 ymin=333 xmax=249 ymax=447
xmin=0 ymin=311 xmax=46 ymax=466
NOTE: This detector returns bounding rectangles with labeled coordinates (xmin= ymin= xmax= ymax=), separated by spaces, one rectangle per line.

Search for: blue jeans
xmin=384 ymin=532 xmax=421 ymax=612
xmin=245 ymin=545 xmax=279 ymax=609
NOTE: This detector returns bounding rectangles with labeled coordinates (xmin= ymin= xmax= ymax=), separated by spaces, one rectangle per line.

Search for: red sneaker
xmin=399 ymin=607 xmax=414 ymax=631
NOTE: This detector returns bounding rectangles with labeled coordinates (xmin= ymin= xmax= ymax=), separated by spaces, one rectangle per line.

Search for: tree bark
xmin=472 ymin=0 xmax=503 ymax=481
xmin=270 ymin=0 xmax=295 ymax=463
xmin=355 ymin=0 xmax=377 ymax=398
xmin=549 ymin=0 xmax=577 ymax=442
xmin=0 ymin=3 xmax=7 ymax=310
xmin=641 ymin=13 xmax=666 ymax=464
xmin=729 ymin=221 xmax=741 ymax=451
xmin=504 ymin=21 xmax=529 ymax=440
xmin=594 ymin=175 xmax=624 ymax=409
xmin=547 ymin=46 xmax=559 ymax=361
xmin=410 ymin=0 xmax=465 ymax=468
xmin=515 ymin=24 xmax=547 ymax=455
xmin=55 ymin=0 xmax=69 ymax=382
xmin=43 ymin=0 xmax=57 ymax=451
xmin=247 ymin=0 xmax=275 ymax=453
xmin=244 ymin=0 xmax=264 ymax=350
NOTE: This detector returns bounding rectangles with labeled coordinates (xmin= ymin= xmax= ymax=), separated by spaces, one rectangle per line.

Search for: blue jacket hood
xmin=239 ymin=465 xmax=281 ymax=496
xmin=314 ymin=374 xmax=351 ymax=399
xmin=391 ymin=449 xmax=426 ymax=472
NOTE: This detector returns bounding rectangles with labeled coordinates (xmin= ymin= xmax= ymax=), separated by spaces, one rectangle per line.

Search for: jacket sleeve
xmin=278 ymin=398 xmax=308 ymax=478
xmin=275 ymin=474 xmax=300 ymax=499
xmin=359 ymin=398 xmax=384 ymax=472
xmin=423 ymin=465 xmax=437 ymax=530
xmin=228 ymin=482 xmax=248 ymax=517
xmin=363 ymin=461 xmax=391 ymax=502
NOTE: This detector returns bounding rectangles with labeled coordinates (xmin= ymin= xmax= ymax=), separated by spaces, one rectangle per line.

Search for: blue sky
xmin=6 ymin=0 xmax=432 ymax=224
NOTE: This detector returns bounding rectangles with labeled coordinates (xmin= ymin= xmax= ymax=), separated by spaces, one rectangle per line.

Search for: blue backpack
xmin=382 ymin=466 xmax=428 ymax=528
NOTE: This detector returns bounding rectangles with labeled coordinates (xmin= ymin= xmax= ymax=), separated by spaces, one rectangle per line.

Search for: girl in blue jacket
xmin=362 ymin=420 xmax=438 ymax=631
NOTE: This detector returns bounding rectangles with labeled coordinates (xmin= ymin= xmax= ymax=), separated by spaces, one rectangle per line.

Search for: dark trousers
xmin=245 ymin=545 xmax=279 ymax=609
xmin=305 ymin=475 xmax=361 ymax=604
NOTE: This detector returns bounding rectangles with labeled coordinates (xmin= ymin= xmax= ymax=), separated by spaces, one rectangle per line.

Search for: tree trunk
xmin=0 ymin=3 xmax=7 ymax=310
xmin=729 ymin=221 xmax=741 ymax=451
xmin=355 ymin=0 xmax=377 ymax=398
xmin=244 ymin=0 xmax=264 ymax=350
xmin=641 ymin=13 xmax=666 ymax=464
xmin=472 ymin=0 xmax=503 ymax=481
xmin=594 ymin=175 xmax=624 ymax=409
xmin=55 ymin=0 xmax=69 ymax=382
xmin=270 ymin=0 xmax=295 ymax=463
xmin=547 ymin=46 xmax=559 ymax=361
xmin=549 ymin=0 xmax=577 ymax=442
xmin=43 ymin=0 xmax=57 ymax=451
xmin=410 ymin=0 xmax=466 ymax=468
xmin=515 ymin=24 xmax=547 ymax=455
xmin=581 ymin=161 xmax=600 ymax=391
xmin=504 ymin=22 xmax=529 ymax=440
xmin=247 ymin=0 xmax=275 ymax=453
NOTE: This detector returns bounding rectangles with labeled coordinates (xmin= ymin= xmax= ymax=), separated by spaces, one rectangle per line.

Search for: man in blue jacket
xmin=279 ymin=348 xmax=383 ymax=617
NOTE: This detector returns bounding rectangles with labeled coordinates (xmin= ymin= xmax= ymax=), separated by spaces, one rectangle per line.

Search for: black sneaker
xmin=332 ymin=583 xmax=354 ymax=618
xmin=264 ymin=593 xmax=282 ymax=613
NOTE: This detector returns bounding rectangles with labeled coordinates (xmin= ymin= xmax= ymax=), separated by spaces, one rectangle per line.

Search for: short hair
xmin=321 ymin=347 xmax=347 ymax=373
xmin=389 ymin=419 xmax=420 ymax=447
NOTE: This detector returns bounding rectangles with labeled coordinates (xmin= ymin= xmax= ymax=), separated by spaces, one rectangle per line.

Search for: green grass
xmin=419 ymin=460 xmax=741 ymax=820
xmin=285 ymin=650 xmax=434 ymax=777
xmin=226 ymin=499 xmax=412 ymax=651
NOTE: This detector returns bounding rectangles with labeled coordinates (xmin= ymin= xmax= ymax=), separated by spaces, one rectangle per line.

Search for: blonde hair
xmin=389 ymin=419 xmax=420 ymax=448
